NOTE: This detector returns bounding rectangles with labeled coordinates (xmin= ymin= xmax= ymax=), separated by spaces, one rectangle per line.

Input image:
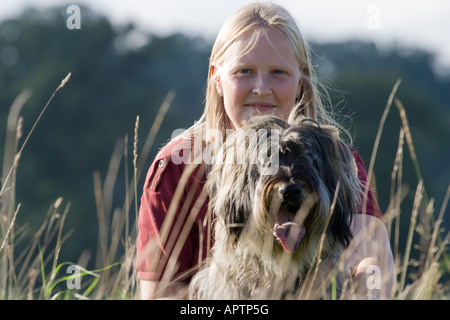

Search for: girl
xmin=136 ymin=2 xmax=395 ymax=299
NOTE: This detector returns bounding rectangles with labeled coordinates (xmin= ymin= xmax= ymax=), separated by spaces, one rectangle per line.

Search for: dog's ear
xmin=213 ymin=163 xmax=259 ymax=243
xmin=206 ymin=127 xmax=263 ymax=244
xmin=306 ymin=125 xmax=359 ymax=247
xmin=206 ymin=168 xmax=249 ymax=243
xmin=225 ymin=193 xmax=251 ymax=242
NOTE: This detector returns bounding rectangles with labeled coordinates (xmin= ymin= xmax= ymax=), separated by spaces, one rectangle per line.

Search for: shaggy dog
xmin=189 ymin=117 xmax=363 ymax=299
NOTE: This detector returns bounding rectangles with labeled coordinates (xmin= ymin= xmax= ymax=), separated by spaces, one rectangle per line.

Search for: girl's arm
xmin=344 ymin=214 xmax=396 ymax=299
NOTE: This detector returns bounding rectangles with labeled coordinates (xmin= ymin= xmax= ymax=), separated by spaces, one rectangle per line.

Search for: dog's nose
xmin=281 ymin=184 xmax=302 ymax=211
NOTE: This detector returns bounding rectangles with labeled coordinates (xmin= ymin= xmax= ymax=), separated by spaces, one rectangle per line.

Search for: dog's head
xmin=206 ymin=116 xmax=362 ymax=269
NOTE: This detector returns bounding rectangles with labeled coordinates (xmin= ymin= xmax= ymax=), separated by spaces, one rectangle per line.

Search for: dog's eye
xmin=311 ymin=155 xmax=321 ymax=170
xmin=313 ymin=161 xmax=320 ymax=170
xmin=280 ymin=145 xmax=291 ymax=156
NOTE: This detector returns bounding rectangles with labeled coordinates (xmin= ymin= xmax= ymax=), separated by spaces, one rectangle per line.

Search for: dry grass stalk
xmin=88 ymin=92 xmax=175 ymax=298
xmin=362 ymin=79 xmax=402 ymax=215
xmin=395 ymin=97 xmax=450 ymax=277
xmin=1 ymin=73 xmax=71 ymax=198
xmin=299 ymin=181 xmax=340 ymax=299
xmin=1 ymin=73 xmax=71 ymax=299
xmin=0 ymin=204 xmax=21 ymax=253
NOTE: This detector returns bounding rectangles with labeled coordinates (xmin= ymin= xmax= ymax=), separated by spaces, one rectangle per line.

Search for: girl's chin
xmin=230 ymin=110 xmax=289 ymax=129
xmin=245 ymin=110 xmax=287 ymax=122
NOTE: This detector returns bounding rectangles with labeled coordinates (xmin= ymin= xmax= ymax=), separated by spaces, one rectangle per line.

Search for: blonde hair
xmin=186 ymin=2 xmax=346 ymax=143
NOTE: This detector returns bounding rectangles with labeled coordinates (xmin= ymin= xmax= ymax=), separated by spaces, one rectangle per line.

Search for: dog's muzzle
xmin=282 ymin=184 xmax=303 ymax=211
xmin=273 ymin=184 xmax=306 ymax=254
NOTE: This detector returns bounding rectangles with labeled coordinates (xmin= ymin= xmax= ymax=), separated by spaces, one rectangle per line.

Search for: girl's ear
xmin=210 ymin=63 xmax=223 ymax=96
xmin=215 ymin=80 xmax=223 ymax=96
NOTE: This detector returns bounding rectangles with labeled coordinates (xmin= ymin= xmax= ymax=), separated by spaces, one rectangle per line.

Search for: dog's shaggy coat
xmin=189 ymin=117 xmax=363 ymax=299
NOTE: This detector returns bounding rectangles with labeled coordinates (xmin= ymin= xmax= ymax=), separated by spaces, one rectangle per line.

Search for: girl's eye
xmin=239 ymin=69 xmax=251 ymax=74
xmin=273 ymin=69 xmax=287 ymax=75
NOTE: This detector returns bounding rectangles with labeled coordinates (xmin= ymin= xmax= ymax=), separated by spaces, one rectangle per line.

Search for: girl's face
xmin=214 ymin=27 xmax=302 ymax=129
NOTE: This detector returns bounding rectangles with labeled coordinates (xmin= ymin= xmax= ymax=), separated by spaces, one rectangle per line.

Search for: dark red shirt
xmin=136 ymin=137 xmax=382 ymax=283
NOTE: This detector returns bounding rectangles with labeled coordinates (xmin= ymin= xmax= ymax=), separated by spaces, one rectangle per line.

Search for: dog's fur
xmin=189 ymin=117 xmax=363 ymax=299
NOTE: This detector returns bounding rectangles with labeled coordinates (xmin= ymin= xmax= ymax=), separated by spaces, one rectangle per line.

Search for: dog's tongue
xmin=273 ymin=213 xmax=306 ymax=254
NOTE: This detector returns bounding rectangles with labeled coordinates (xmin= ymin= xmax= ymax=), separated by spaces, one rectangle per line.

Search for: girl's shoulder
xmin=348 ymin=147 xmax=365 ymax=171
xmin=155 ymin=136 xmax=193 ymax=160
xmin=348 ymin=147 xmax=383 ymax=219
xmin=143 ymin=136 xmax=204 ymax=193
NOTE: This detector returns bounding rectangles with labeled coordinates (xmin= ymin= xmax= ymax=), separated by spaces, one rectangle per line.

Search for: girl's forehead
xmin=223 ymin=27 xmax=299 ymax=67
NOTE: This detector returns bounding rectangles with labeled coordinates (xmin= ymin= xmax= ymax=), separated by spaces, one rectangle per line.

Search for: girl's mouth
xmin=246 ymin=104 xmax=276 ymax=112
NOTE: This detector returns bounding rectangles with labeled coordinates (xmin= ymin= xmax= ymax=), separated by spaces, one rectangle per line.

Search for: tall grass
xmin=0 ymin=76 xmax=448 ymax=299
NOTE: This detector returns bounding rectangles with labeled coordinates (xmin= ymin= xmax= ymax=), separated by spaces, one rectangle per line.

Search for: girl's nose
xmin=251 ymin=74 xmax=272 ymax=96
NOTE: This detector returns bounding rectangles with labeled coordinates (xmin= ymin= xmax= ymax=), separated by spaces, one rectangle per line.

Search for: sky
xmin=1 ymin=0 xmax=449 ymax=73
